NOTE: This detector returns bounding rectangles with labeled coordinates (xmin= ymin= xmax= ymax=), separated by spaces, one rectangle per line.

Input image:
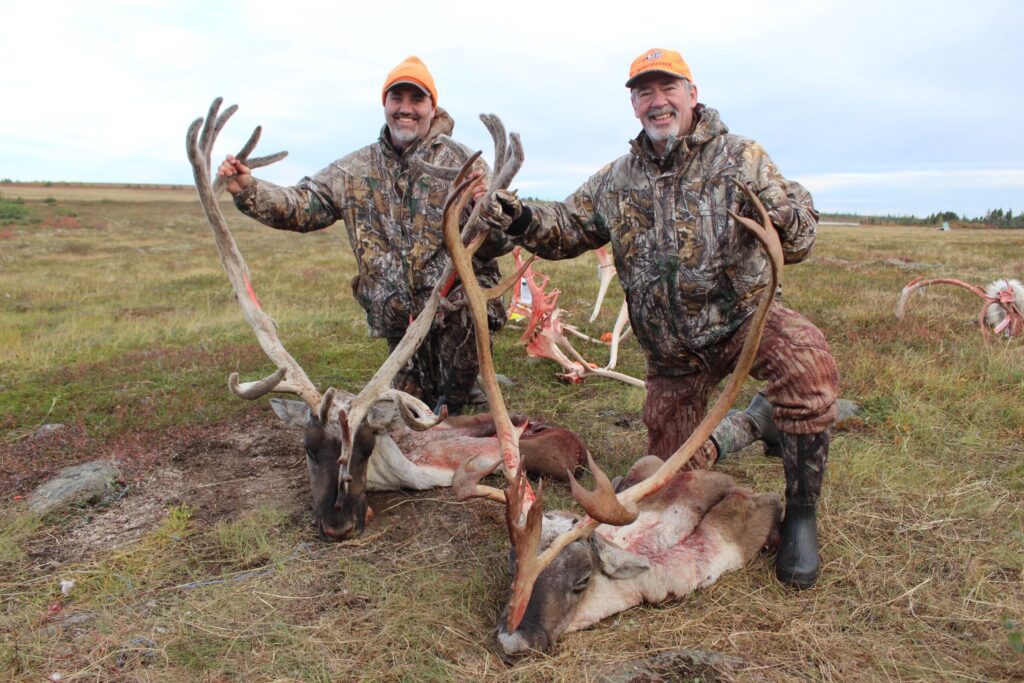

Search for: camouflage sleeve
xmin=232 ymin=166 xmax=342 ymax=233
xmin=512 ymin=167 xmax=612 ymax=261
xmin=751 ymin=146 xmax=819 ymax=264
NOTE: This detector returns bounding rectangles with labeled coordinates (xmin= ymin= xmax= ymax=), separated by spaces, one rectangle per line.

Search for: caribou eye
xmin=571 ymin=572 xmax=592 ymax=593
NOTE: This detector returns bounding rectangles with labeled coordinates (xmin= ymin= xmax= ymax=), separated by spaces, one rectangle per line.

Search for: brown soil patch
xmin=16 ymin=412 xmax=503 ymax=569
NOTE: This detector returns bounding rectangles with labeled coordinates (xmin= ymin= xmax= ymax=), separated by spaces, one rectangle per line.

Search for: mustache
xmin=391 ymin=112 xmax=422 ymax=121
xmin=646 ymin=105 xmax=678 ymax=118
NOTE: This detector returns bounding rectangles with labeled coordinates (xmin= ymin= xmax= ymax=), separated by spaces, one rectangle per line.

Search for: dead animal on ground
xmin=187 ymin=99 xmax=586 ymax=542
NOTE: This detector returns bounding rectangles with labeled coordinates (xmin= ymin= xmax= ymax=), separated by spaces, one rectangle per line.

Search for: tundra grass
xmin=1 ymin=194 xmax=1022 ymax=680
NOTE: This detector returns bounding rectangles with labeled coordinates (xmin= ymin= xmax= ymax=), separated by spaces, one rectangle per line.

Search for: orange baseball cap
xmin=625 ymin=48 xmax=693 ymax=88
xmin=381 ymin=55 xmax=438 ymax=108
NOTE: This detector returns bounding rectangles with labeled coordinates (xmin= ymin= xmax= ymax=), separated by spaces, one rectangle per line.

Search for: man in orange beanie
xmin=218 ymin=56 xmax=512 ymax=415
xmin=487 ymin=48 xmax=839 ymax=589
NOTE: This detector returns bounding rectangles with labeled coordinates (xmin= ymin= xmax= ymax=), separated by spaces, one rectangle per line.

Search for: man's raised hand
xmin=217 ymin=154 xmax=252 ymax=196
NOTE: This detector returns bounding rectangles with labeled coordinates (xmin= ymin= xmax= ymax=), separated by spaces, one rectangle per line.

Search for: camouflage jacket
xmin=234 ymin=109 xmax=511 ymax=338
xmin=513 ymin=105 xmax=819 ymax=376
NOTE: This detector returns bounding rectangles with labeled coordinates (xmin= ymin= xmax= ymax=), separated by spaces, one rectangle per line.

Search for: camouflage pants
xmin=643 ymin=303 xmax=839 ymax=483
xmin=387 ymin=287 xmax=505 ymax=414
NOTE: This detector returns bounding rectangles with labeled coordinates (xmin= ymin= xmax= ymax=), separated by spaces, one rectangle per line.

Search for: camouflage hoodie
xmin=513 ymin=105 xmax=819 ymax=376
xmin=234 ymin=108 xmax=511 ymax=337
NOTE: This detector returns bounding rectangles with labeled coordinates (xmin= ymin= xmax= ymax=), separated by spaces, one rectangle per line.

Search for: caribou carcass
xmin=430 ymin=124 xmax=788 ymax=656
xmin=496 ymin=459 xmax=781 ymax=656
xmin=187 ymin=99 xmax=586 ymax=541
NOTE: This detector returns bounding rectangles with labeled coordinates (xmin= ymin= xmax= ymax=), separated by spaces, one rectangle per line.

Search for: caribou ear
xmin=591 ymin=534 xmax=650 ymax=580
xmin=269 ymin=398 xmax=312 ymax=428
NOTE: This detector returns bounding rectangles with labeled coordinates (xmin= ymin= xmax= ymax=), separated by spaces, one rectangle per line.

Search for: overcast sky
xmin=1 ymin=0 xmax=1021 ymax=217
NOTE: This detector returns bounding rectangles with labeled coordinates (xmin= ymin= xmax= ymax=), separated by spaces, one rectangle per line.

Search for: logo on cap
xmin=647 ymin=50 xmax=662 ymax=60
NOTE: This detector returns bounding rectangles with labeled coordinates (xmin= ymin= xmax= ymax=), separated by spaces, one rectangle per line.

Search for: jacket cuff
xmin=506 ymin=204 xmax=533 ymax=237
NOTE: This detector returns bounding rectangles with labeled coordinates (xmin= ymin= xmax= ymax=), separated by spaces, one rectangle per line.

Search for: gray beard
xmin=643 ymin=125 xmax=679 ymax=157
xmin=388 ymin=124 xmax=421 ymax=150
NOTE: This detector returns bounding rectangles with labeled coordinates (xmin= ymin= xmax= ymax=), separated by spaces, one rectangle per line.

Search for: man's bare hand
xmin=467 ymin=170 xmax=488 ymax=204
xmin=217 ymin=155 xmax=252 ymax=196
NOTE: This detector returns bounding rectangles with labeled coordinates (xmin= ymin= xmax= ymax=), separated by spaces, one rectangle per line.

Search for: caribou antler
xmin=436 ymin=119 xmax=532 ymax=503
xmin=187 ymin=98 xmax=452 ymax=497
xmin=502 ymin=180 xmax=785 ymax=631
xmin=896 ymin=276 xmax=1024 ymax=339
xmin=589 ymin=246 xmax=617 ymax=323
xmin=603 ymin=300 xmax=632 ymax=371
xmin=186 ymin=98 xmax=322 ymax=410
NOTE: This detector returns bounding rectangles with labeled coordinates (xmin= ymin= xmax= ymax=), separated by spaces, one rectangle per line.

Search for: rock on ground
xmin=28 ymin=461 xmax=122 ymax=515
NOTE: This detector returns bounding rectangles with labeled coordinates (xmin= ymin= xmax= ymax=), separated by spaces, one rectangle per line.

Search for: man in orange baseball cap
xmin=218 ymin=55 xmax=512 ymax=419
xmin=487 ymin=47 xmax=838 ymax=591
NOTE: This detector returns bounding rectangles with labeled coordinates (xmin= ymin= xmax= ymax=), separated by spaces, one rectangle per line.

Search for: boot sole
xmin=776 ymin=567 xmax=819 ymax=589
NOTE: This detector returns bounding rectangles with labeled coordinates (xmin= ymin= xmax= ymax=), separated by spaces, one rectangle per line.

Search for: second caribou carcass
xmin=496 ymin=461 xmax=781 ymax=656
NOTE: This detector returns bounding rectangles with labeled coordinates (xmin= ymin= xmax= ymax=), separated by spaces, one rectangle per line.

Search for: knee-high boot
xmin=776 ymin=431 xmax=829 ymax=588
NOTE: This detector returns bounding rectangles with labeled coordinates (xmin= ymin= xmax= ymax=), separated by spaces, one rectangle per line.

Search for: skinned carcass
xmin=896 ymin=276 xmax=1024 ymax=338
xmin=511 ymin=248 xmax=644 ymax=387
xmin=187 ymin=99 xmax=585 ymax=541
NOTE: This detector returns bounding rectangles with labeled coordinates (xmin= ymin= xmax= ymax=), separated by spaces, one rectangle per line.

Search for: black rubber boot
xmin=776 ymin=431 xmax=829 ymax=589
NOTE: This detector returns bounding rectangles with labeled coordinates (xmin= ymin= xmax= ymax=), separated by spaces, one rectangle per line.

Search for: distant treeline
xmin=821 ymin=209 xmax=1023 ymax=229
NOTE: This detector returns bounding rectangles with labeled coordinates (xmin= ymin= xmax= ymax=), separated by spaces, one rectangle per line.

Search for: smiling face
xmin=384 ymin=84 xmax=435 ymax=152
xmin=630 ymin=73 xmax=699 ymax=155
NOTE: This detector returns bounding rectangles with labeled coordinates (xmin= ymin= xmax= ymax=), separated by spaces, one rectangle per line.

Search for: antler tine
xmin=568 ymin=452 xmax=637 ymax=525
xmin=437 ymin=135 xmax=471 ymax=163
xmin=186 ymin=98 xmax=321 ymax=411
xmin=196 ymin=97 xmax=222 ymax=157
xmin=228 ymin=368 xmax=309 ymax=399
xmin=482 ymin=250 xmax=536 ymax=301
xmin=604 ymin=301 xmax=631 ymax=370
xmin=505 ymin=467 xmax=545 ymax=632
xmin=480 ymin=114 xmax=508 ymax=176
xmin=385 ymin=390 xmax=448 ymax=431
xmin=507 ymin=180 xmax=786 ymax=614
xmin=247 ymin=151 xmax=288 ymax=170
xmin=234 ymin=124 xmax=263 ymax=164
xmin=493 ymin=132 xmax=524 ymax=193
xmin=413 ymin=160 xmax=461 ymax=181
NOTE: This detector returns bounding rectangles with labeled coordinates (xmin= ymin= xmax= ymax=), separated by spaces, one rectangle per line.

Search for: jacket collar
xmin=629 ymin=104 xmax=728 ymax=168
